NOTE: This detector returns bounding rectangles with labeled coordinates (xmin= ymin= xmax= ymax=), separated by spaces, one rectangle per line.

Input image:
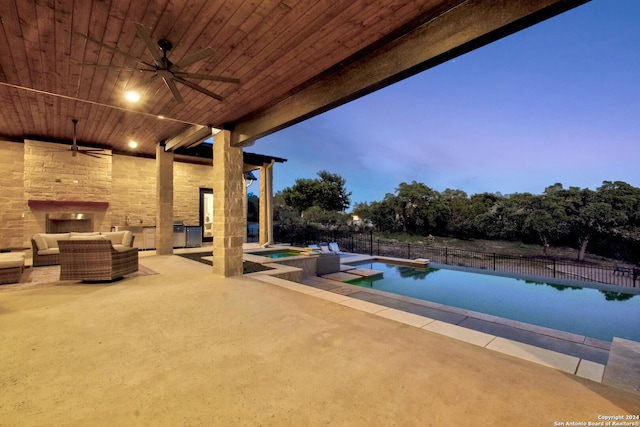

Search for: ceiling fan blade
xmin=74 ymin=30 xmax=155 ymax=69
xmin=163 ymin=78 xmax=184 ymax=103
xmin=173 ymin=47 xmax=215 ymax=69
xmin=173 ymin=72 xmax=240 ymax=84
xmin=71 ymin=60 xmax=152 ymax=73
xmin=173 ymin=77 xmax=224 ymax=101
xmin=134 ymin=23 xmax=163 ymax=65
xmin=126 ymin=74 xmax=160 ymax=91
xmin=80 ymin=148 xmax=111 ymax=154
xmin=80 ymin=151 xmax=104 ymax=159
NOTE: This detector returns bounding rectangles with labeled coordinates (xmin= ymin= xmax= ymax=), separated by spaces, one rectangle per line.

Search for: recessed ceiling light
xmin=129 ymin=140 xmax=138 ymax=148
xmin=124 ymin=91 xmax=140 ymax=102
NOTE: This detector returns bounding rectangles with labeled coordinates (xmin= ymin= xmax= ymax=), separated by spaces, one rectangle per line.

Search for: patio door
xmin=200 ymin=188 xmax=213 ymax=242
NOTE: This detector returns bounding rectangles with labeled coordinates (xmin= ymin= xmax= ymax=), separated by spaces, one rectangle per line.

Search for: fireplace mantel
xmin=28 ymin=200 xmax=109 ymax=210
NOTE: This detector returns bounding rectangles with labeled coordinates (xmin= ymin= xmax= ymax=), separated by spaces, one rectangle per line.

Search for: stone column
xmin=242 ymin=180 xmax=248 ymax=243
xmin=156 ymin=142 xmax=174 ymax=255
xmin=259 ymin=164 xmax=268 ymax=245
xmin=258 ymin=162 xmax=274 ymax=245
xmin=212 ymin=129 xmax=244 ymax=276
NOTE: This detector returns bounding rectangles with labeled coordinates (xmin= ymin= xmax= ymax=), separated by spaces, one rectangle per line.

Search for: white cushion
xmin=69 ymin=235 xmax=106 ymax=241
xmin=0 ymin=252 xmax=25 ymax=268
xmin=101 ymin=231 xmax=125 ymax=245
xmin=41 ymin=233 xmax=70 ymax=249
xmin=69 ymin=232 xmax=100 ymax=237
xmin=38 ymin=248 xmax=60 ymax=255
xmin=33 ymin=234 xmax=48 ymax=250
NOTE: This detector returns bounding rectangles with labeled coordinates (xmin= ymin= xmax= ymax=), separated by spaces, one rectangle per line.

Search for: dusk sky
xmin=249 ymin=0 xmax=639 ymax=206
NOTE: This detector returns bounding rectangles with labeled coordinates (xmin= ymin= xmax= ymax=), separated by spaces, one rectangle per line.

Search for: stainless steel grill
xmin=173 ymin=220 xmax=186 ymax=248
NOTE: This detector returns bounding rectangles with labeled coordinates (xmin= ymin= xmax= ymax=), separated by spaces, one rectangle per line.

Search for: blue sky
xmin=249 ymin=0 xmax=640 ymax=207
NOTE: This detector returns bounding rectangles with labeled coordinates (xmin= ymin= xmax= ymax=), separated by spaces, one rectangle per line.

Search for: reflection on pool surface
xmin=346 ymin=261 xmax=640 ymax=342
xmin=247 ymin=249 xmax=307 ymax=259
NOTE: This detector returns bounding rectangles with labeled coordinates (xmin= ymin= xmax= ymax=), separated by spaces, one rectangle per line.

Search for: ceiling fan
xmin=75 ymin=23 xmax=240 ymax=103
xmin=69 ymin=119 xmax=110 ymax=158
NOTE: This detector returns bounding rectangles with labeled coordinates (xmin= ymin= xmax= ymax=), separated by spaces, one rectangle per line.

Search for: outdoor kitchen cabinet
xmin=142 ymin=227 xmax=155 ymax=250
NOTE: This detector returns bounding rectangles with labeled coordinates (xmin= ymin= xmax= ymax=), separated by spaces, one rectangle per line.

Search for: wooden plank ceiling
xmin=0 ymin=0 xmax=588 ymax=158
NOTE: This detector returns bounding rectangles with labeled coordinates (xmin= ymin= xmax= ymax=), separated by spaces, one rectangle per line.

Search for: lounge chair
xmin=318 ymin=243 xmax=331 ymax=254
xmin=328 ymin=242 xmax=344 ymax=254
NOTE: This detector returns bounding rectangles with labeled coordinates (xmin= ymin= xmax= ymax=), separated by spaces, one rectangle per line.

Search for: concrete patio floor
xmin=1 ymin=252 xmax=639 ymax=426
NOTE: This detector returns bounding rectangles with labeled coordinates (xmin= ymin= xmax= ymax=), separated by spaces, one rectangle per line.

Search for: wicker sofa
xmin=58 ymin=239 xmax=138 ymax=281
xmin=31 ymin=231 xmax=134 ymax=267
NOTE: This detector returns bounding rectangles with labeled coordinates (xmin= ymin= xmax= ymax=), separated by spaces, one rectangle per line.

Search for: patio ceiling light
xmin=124 ymin=90 xmax=140 ymax=102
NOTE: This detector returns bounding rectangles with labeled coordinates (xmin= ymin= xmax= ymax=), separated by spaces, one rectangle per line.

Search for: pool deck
xmin=2 ymin=248 xmax=639 ymax=425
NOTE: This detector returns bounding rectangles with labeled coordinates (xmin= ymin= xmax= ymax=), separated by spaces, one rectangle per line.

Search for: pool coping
xmin=312 ymin=274 xmax=611 ymax=355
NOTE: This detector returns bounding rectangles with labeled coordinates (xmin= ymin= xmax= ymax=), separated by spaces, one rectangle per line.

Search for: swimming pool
xmin=247 ymin=249 xmax=309 ymax=259
xmin=346 ymin=261 xmax=640 ymax=342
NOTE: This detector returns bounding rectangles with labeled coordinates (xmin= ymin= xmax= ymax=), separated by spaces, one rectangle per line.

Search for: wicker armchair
xmin=58 ymin=239 xmax=138 ymax=281
xmin=31 ymin=239 xmax=60 ymax=267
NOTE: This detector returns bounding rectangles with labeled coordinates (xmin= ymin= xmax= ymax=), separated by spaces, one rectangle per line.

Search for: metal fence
xmin=274 ymin=226 xmax=639 ymax=288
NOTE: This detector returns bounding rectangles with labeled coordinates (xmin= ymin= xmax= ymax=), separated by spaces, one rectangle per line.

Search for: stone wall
xmin=24 ymin=140 xmax=112 ymax=203
xmin=0 ymin=140 xmax=220 ymax=250
xmin=111 ymin=155 xmax=157 ymax=226
xmin=110 ymin=157 xmax=213 ymax=227
xmin=0 ymin=140 xmax=26 ymax=249
xmin=23 ymin=140 xmax=113 ymax=245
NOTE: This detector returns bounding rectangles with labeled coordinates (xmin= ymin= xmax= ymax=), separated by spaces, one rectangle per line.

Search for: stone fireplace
xmin=27 ymin=200 xmax=109 ymax=236
xmin=46 ymin=213 xmax=94 ymax=233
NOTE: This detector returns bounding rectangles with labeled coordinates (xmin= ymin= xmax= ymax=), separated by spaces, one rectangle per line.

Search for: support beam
xmin=165 ymin=124 xmax=211 ymax=151
xmin=155 ymin=142 xmax=174 ymax=255
xmin=229 ymin=0 xmax=588 ymax=147
xmin=212 ymin=129 xmax=244 ymax=276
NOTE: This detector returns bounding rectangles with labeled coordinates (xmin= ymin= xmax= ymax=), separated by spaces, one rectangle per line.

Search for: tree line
xmin=273 ymin=171 xmax=640 ymax=263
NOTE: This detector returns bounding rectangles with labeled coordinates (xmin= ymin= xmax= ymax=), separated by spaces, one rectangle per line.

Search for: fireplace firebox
xmin=46 ymin=213 xmax=94 ymax=233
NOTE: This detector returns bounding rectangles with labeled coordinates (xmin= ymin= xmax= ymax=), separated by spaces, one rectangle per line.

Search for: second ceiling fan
xmin=77 ymin=23 xmax=240 ymax=103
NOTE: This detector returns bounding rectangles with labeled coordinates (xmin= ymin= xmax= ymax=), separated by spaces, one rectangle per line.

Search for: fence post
xmin=445 ymin=247 xmax=448 ymax=265
xmin=493 ymin=253 xmax=496 ymax=270
xmin=370 ymin=231 xmax=373 ymax=256
xmin=408 ymin=243 xmax=411 ymax=259
xmin=553 ymin=259 xmax=556 ymax=278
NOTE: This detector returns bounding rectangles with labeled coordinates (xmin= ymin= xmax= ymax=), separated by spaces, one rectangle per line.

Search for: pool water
xmin=347 ymin=261 xmax=640 ymax=342
xmin=249 ymin=249 xmax=305 ymax=259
